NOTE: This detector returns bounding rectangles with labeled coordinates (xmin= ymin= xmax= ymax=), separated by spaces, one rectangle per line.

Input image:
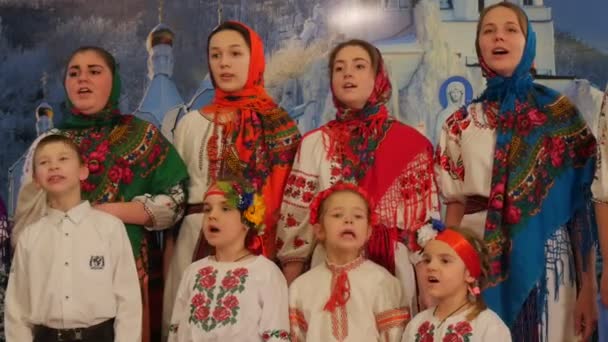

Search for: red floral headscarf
xmin=323 ymin=47 xmax=393 ymax=183
xmin=201 ymin=21 xmax=301 ymax=257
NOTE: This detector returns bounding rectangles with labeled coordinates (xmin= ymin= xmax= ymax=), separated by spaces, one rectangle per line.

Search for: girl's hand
xmin=574 ymin=281 xmax=598 ymax=340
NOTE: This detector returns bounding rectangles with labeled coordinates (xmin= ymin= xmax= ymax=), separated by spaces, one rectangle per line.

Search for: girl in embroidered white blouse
xmin=168 ymin=178 xmax=290 ymax=342
xmin=289 ymin=183 xmax=409 ymax=342
xmin=403 ymin=224 xmax=511 ymax=342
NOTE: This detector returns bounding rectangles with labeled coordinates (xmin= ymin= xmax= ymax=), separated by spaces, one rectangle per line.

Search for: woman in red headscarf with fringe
xmin=163 ymin=21 xmax=301 ymax=340
xmin=276 ymin=39 xmax=438 ymax=316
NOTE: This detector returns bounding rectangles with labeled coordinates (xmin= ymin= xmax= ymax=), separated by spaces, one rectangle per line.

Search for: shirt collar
xmin=45 ymin=201 xmax=91 ymax=225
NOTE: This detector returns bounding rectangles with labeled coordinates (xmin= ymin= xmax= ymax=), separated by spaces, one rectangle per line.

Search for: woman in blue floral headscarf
xmin=436 ymin=3 xmax=597 ymax=341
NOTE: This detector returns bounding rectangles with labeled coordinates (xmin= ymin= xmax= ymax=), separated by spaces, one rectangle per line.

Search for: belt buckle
xmin=57 ymin=328 xmax=83 ymax=341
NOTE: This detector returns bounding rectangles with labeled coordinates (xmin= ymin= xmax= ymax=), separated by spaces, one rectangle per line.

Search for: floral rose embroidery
xmin=454 ymin=321 xmax=473 ymax=336
xmin=233 ymin=268 xmax=248 ymax=278
xmin=200 ymin=275 xmax=216 ymax=289
xmin=194 ymin=306 xmax=210 ymax=321
xmin=222 ymin=275 xmax=240 ymax=290
xmin=294 ymin=236 xmax=306 ymax=248
xmin=212 ymin=306 xmax=231 ymax=322
xmin=191 ymin=293 xmax=207 ymax=307
xmin=223 ymin=295 xmax=239 ymax=309
xmin=198 ymin=266 xmax=214 ymax=277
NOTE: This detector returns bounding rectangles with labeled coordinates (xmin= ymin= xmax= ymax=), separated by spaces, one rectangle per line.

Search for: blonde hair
xmin=446 ymin=226 xmax=490 ymax=321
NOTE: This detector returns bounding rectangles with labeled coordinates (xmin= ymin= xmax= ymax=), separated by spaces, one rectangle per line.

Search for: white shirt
xmin=5 ymin=201 xmax=142 ymax=342
xmin=289 ymin=258 xmax=409 ymax=342
xmin=403 ymin=306 xmax=512 ymax=342
xmin=168 ymin=255 xmax=290 ymax=342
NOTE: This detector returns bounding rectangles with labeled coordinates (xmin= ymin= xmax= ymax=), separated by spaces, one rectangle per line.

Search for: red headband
xmin=435 ymin=229 xmax=482 ymax=279
xmin=204 ymin=189 xmax=225 ymax=199
xmin=309 ymin=182 xmax=377 ymax=226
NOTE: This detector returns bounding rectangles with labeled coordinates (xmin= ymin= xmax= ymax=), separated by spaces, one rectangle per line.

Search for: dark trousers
xmin=33 ymin=318 xmax=114 ymax=342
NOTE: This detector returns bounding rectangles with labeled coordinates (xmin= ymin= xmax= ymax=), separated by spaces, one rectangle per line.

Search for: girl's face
xmin=202 ymin=189 xmax=247 ymax=251
xmin=208 ymin=29 xmax=251 ymax=93
xmin=331 ymin=45 xmax=376 ymax=110
xmin=65 ymin=50 xmax=113 ymax=114
xmin=478 ymin=6 xmax=526 ymax=77
xmin=315 ymin=191 xmax=371 ymax=254
xmin=420 ymin=240 xmax=475 ymax=302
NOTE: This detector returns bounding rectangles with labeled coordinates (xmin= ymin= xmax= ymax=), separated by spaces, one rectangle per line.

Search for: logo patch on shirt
xmin=89 ymin=256 xmax=105 ymax=270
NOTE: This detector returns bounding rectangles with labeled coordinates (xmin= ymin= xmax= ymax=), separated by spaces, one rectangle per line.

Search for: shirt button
xmin=65 ymin=296 xmax=69 ymax=300
xmin=64 ymin=262 xmax=69 ymax=266
xmin=65 ymin=233 xmax=69 ymax=237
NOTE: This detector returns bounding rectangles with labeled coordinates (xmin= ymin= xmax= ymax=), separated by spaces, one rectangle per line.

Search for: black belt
xmin=186 ymin=203 xmax=204 ymax=216
xmin=464 ymin=195 xmax=489 ymax=215
xmin=34 ymin=318 xmax=115 ymax=342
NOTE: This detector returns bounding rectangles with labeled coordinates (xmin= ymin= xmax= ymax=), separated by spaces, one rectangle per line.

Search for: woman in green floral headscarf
xmin=13 ymin=46 xmax=188 ymax=342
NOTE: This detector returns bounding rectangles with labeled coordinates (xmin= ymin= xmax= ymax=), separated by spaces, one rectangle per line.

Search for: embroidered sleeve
xmin=592 ymin=89 xmax=608 ymax=202
xmin=167 ymin=265 xmax=195 ymax=342
xmin=259 ymin=263 xmax=290 ymax=341
xmin=288 ymin=282 xmax=308 ymax=342
xmin=374 ymin=275 xmax=409 ymax=342
xmin=435 ymin=107 xmax=468 ymax=204
xmin=276 ymin=134 xmax=325 ymax=264
xmin=132 ymin=182 xmax=186 ymax=230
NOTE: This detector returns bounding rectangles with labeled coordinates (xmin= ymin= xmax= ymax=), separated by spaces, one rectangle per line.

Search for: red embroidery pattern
xmin=444 ymin=321 xmax=473 ymax=342
xmin=415 ymin=321 xmax=435 ymax=342
xmin=376 ymin=307 xmax=410 ymax=334
xmin=189 ymin=266 xmax=249 ymax=332
xmin=261 ymin=329 xmax=290 ymax=341
xmin=284 ymin=172 xmax=318 ymax=205
xmin=289 ymin=308 xmax=308 ymax=342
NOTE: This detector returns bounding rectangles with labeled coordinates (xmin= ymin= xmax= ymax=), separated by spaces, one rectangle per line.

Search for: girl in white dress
xmin=168 ymin=178 xmax=289 ymax=342
xmin=404 ymin=223 xmax=511 ymax=342
xmin=289 ymin=182 xmax=409 ymax=342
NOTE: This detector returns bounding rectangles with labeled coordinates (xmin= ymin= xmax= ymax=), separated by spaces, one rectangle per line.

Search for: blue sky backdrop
xmin=546 ymin=0 xmax=608 ymax=53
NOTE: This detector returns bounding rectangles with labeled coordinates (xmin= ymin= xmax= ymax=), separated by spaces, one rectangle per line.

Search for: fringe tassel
xmin=512 ymin=226 xmax=573 ymax=342
xmin=366 ymin=224 xmax=397 ymax=275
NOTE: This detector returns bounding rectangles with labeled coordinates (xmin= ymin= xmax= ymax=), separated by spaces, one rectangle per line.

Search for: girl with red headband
xmin=164 ymin=21 xmax=301 ymax=337
xmin=289 ymin=182 xmax=409 ymax=342
xmin=277 ymin=39 xmax=438 ymax=314
xmin=404 ymin=222 xmax=511 ymax=341
xmin=168 ymin=178 xmax=289 ymax=342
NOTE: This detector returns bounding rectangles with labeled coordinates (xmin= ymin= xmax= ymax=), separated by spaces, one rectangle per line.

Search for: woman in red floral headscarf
xmin=277 ymin=39 xmax=438 ymax=315
xmin=163 ymin=21 xmax=301 ymax=339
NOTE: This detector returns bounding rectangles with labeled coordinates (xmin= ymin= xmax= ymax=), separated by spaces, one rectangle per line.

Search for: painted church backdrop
xmin=1 ymin=0 xmax=607 ymax=217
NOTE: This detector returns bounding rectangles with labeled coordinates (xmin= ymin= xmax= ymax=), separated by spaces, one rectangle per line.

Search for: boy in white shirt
xmin=5 ymin=134 xmax=142 ymax=342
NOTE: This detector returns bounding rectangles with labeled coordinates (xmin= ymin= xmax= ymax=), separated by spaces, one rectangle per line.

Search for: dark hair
xmin=65 ymin=46 xmax=116 ymax=76
xmin=207 ymin=21 xmax=252 ymax=52
xmin=33 ymin=134 xmax=83 ymax=173
xmin=475 ymin=2 xmax=529 ymax=59
xmin=328 ymin=39 xmax=380 ymax=78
